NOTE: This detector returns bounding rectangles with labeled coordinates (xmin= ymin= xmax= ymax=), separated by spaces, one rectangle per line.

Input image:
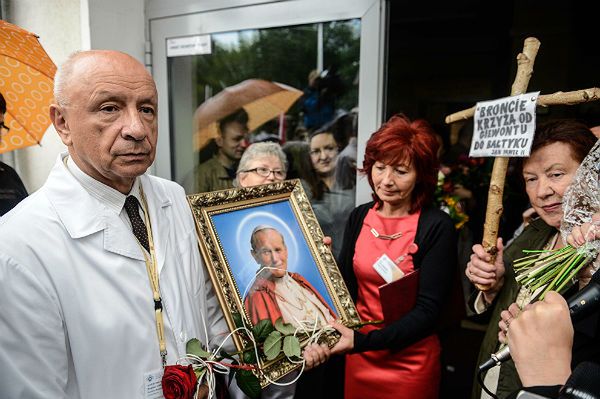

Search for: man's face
xmin=50 ymin=52 xmax=158 ymax=194
xmin=251 ymin=229 xmax=288 ymax=278
xmin=218 ymin=121 xmax=249 ymax=162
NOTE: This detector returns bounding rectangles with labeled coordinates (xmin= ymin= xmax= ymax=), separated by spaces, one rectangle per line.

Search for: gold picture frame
xmin=188 ymin=179 xmax=360 ymax=386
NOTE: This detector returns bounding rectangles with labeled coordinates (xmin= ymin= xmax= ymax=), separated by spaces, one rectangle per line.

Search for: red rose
xmin=162 ymin=365 xmax=198 ymax=399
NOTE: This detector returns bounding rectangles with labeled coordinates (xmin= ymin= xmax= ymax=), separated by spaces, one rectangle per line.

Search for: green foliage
xmin=263 ymin=331 xmax=283 ymax=361
xmin=514 ymin=244 xmax=594 ymax=300
xmin=235 ymin=369 xmax=261 ymax=399
xmin=282 ymin=335 xmax=301 ymax=359
xmin=186 ymin=338 xmax=212 ymax=359
xmin=252 ymin=319 xmax=275 ymax=343
xmin=232 ymin=312 xmax=245 ymax=329
xmin=274 ymin=318 xmax=296 ymax=335
xmin=194 ymin=367 xmax=207 ymax=381
xmin=220 ymin=348 xmax=236 ymax=361
xmin=243 ymin=349 xmax=257 ymax=364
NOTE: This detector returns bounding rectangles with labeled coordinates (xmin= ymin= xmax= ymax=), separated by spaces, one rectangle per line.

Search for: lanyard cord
xmin=138 ymin=186 xmax=168 ymax=367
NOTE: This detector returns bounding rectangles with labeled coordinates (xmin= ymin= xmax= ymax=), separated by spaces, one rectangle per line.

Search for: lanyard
xmin=138 ymin=186 xmax=167 ymax=367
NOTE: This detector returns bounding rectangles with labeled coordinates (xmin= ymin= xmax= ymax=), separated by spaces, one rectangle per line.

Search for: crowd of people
xmin=1 ymin=49 xmax=600 ymax=399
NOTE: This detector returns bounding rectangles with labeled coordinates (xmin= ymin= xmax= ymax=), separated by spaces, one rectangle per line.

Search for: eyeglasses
xmin=241 ymin=167 xmax=286 ymax=180
xmin=0 ymin=122 xmax=9 ymax=133
xmin=309 ymin=145 xmax=338 ymax=157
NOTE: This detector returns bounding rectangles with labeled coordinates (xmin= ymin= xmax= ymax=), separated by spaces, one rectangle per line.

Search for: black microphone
xmin=479 ymin=271 xmax=600 ymax=373
xmin=561 ymin=361 xmax=600 ymax=399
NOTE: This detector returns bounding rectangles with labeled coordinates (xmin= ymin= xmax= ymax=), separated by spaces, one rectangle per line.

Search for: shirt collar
xmin=65 ymin=155 xmax=142 ymax=214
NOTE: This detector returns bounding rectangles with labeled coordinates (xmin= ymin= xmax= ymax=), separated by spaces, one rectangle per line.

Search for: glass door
xmin=150 ymin=0 xmax=386 ymax=204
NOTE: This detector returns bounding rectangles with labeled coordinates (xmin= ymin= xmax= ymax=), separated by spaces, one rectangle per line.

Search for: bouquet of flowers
xmin=435 ymin=169 xmax=470 ymax=230
xmin=434 ymin=154 xmax=485 ymax=230
xmin=513 ymin=244 xmax=595 ymax=301
xmin=512 ymin=140 xmax=600 ymax=301
xmin=161 ymin=315 xmax=331 ymax=399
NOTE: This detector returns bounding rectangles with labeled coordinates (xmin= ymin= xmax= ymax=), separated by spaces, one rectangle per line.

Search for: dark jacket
xmin=297 ymin=202 xmax=457 ymax=399
xmin=471 ymin=218 xmax=559 ymax=399
xmin=338 ymin=202 xmax=457 ymax=352
xmin=0 ymin=161 xmax=27 ymax=216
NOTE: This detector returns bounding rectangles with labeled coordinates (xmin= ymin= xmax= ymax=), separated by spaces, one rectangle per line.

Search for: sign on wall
xmin=166 ymin=35 xmax=212 ymax=57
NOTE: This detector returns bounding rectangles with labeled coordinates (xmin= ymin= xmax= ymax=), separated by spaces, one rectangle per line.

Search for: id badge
xmin=144 ymin=369 xmax=164 ymax=399
xmin=373 ymin=253 xmax=405 ymax=283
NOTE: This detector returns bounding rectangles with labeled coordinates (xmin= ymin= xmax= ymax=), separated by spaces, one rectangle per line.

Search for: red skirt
xmin=345 ymin=334 xmax=441 ymax=399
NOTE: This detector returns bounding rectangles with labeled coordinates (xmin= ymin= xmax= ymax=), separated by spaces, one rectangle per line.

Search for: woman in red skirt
xmin=331 ymin=114 xmax=457 ymax=398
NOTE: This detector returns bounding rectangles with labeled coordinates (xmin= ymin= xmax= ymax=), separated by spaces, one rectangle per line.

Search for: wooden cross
xmin=445 ymin=37 xmax=600 ymax=291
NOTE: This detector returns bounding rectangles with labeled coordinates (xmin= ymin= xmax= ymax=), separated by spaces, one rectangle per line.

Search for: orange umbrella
xmin=193 ymin=79 xmax=303 ymax=150
xmin=0 ymin=20 xmax=56 ymax=153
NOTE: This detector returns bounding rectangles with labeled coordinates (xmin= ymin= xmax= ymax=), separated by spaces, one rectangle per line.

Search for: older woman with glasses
xmin=235 ymin=142 xmax=287 ymax=187
xmin=232 ymin=141 xmax=328 ymax=399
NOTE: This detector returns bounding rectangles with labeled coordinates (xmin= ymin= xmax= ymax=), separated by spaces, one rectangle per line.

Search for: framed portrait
xmin=188 ymin=179 xmax=360 ymax=386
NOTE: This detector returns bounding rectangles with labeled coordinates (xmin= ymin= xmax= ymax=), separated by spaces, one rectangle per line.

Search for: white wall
xmin=88 ymin=0 xmax=145 ymax=64
xmin=6 ymin=0 xmax=83 ymax=192
xmin=5 ymin=0 xmax=145 ymax=192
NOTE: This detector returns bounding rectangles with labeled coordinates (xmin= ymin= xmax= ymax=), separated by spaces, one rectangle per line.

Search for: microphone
xmin=479 ymin=271 xmax=600 ymax=373
xmin=561 ymin=361 xmax=600 ymax=399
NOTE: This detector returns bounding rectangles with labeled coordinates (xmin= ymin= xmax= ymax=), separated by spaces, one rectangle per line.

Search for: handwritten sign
xmin=469 ymin=92 xmax=539 ymax=157
xmin=167 ymin=35 xmax=212 ymax=58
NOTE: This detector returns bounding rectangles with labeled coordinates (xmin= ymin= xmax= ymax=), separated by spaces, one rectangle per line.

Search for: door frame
xmin=149 ymin=0 xmax=386 ymax=204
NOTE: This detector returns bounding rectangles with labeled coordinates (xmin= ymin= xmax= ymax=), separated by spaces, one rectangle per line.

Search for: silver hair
xmin=250 ymin=224 xmax=285 ymax=251
xmin=53 ymin=51 xmax=84 ymax=107
xmin=234 ymin=142 xmax=288 ymax=187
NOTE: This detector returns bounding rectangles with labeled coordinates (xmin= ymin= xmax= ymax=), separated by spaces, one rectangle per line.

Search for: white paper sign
xmin=469 ymin=91 xmax=539 ymax=158
xmin=167 ymin=35 xmax=212 ymax=58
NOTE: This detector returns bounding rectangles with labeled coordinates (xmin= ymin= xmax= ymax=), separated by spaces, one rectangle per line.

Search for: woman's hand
xmin=566 ymin=213 xmax=600 ymax=248
xmin=197 ymin=384 xmax=209 ymax=399
xmin=567 ymin=213 xmax=600 ymax=289
xmin=577 ymin=263 xmax=596 ymax=290
xmin=498 ymin=302 xmax=524 ymax=344
xmin=521 ymin=207 xmax=537 ymax=227
xmin=466 ymin=238 xmax=505 ymax=301
xmin=302 ymin=343 xmax=330 ymax=370
xmin=508 ymin=292 xmax=573 ymax=388
xmin=330 ymin=320 xmax=355 ymax=355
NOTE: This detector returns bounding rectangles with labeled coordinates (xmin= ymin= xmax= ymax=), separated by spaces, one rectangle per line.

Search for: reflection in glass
xmin=167 ymin=19 xmax=360 ymax=256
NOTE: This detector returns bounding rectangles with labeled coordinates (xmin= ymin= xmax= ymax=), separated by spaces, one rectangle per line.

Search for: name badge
xmin=144 ymin=369 xmax=164 ymax=399
xmin=373 ymin=254 xmax=405 ymax=283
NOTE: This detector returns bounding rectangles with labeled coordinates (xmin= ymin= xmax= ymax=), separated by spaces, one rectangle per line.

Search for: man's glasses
xmin=242 ymin=167 xmax=285 ymax=180
xmin=0 ymin=122 xmax=9 ymax=133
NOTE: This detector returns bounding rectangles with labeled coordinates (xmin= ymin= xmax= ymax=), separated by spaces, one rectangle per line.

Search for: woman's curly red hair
xmin=361 ymin=114 xmax=440 ymax=213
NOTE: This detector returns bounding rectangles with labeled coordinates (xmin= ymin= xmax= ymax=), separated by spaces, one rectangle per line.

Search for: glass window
xmin=166 ymin=19 xmax=360 ymax=200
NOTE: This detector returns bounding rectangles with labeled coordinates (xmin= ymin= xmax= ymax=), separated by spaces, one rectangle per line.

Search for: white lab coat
xmin=0 ymin=154 xmax=229 ymax=398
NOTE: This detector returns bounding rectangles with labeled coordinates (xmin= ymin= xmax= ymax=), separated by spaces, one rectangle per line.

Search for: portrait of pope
xmin=244 ymin=225 xmax=336 ymax=329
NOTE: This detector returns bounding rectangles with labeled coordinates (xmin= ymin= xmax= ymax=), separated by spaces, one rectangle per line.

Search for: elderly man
xmin=0 ymin=50 xmax=229 ymax=398
xmin=244 ymin=225 xmax=336 ymax=329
